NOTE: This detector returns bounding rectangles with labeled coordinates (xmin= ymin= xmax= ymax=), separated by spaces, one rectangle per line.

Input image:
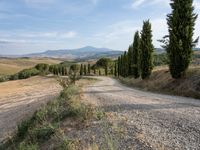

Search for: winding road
xmin=83 ymin=77 xmax=200 ymax=150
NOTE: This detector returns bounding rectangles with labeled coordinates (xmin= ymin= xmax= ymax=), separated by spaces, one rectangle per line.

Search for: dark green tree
xmin=84 ymin=64 xmax=87 ymax=75
xmin=123 ymin=51 xmax=129 ymax=77
xmin=88 ymin=64 xmax=91 ymax=75
xmin=166 ymin=0 xmax=198 ymax=78
xmin=140 ymin=20 xmax=154 ymax=79
xmin=91 ymin=64 xmax=97 ymax=75
xmin=132 ymin=31 xmax=141 ymax=78
xmin=99 ymin=70 xmax=101 ymax=76
xmin=128 ymin=45 xmax=133 ymax=76
xmin=117 ymin=57 xmax=120 ymax=77
xmin=96 ymin=58 xmax=112 ymax=76
xmin=114 ymin=61 xmax=117 ymax=77
xmin=69 ymin=64 xmax=80 ymax=84
xmin=80 ymin=64 xmax=83 ymax=76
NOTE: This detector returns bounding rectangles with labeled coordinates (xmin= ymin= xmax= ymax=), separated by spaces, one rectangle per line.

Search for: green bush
xmin=29 ymin=124 xmax=55 ymax=142
xmin=35 ymin=63 xmax=49 ymax=74
xmin=18 ymin=68 xmax=40 ymax=79
xmin=18 ymin=142 xmax=38 ymax=150
xmin=0 ymin=75 xmax=10 ymax=82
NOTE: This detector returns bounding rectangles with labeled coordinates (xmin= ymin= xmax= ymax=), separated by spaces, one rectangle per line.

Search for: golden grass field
xmin=0 ymin=58 xmax=62 ymax=76
xmin=0 ymin=76 xmax=62 ymax=142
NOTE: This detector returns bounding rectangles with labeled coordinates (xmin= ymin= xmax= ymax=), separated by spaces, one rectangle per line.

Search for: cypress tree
xmin=167 ymin=0 xmax=198 ymax=78
xmin=132 ymin=31 xmax=141 ymax=79
xmin=80 ymin=64 xmax=83 ymax=76
xmin=84 ymin=65 xmax=87 ymax=75
xmin=99 ymin=70 xmax=101 ymax=76
xmin=105 ymin=67 xmax=108 ymax=76
xmin=114 ymin=61 xmax=117 ymax=77
xmin=140 ymin=20 xmax=154 ymax=79
xmin=128 ymin=45 xmax=134 ymax=76
xmin=88 ymin=64 xmax=91 ymax=75
xmin=120 ymin=55 xmax=123 ymax=77
xmin=94 ymin=68 xmax=96 ymax=75
xmin=117 ymin=57 xmax=120 ymax=77
xmin=120 ymin=52 xmax=128 ymax=77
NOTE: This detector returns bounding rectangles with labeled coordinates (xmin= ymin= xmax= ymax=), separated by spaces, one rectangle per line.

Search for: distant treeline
xmin=0 ymin=62 xmax=77 ymax=82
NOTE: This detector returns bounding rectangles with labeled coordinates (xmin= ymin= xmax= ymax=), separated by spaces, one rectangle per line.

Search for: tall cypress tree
xmin=128 ymin=45 xmax=134 ymax=76
xmin=140 ymin=20 xmax=154 ymax=79
xmin=167 ymin=0 xmax=198 ymax=78
xmin=114 ymin=61 xmax=117 ymax=77
xmin=123 ymin=51 xmax=129 ymax=77
xmin=88 ymin=64 xmax=91 ymax=75
xmin=132 ymin=31 xmax=141 ymax=79
xmin=84 ymin=64 xmax=87 ymax=75
xmin=80 ymin=64 xmax=83 ymax=76
xmin=117 ymin=57 xmax=120 ymax=77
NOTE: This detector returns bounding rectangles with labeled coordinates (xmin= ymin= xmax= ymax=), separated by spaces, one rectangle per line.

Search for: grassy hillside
xmin=0 ymin=58 xmax=62 ymax=76
xmin=119 ymin=66 xmax=200 ymax=99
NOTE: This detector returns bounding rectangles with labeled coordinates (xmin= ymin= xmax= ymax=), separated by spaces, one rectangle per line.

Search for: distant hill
xmin=24 ymin=46 xmax=123 ymax=60
xmin=1 ymin=46 xmax=199 ymax=60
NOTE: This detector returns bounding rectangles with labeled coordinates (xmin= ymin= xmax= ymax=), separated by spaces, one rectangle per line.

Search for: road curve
xmin=83 ymin=76 xmax=200 ymax=150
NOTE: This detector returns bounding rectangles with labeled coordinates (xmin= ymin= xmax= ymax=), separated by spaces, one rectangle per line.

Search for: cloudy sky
xmin=0 ymin=0 xmax=200 ymax=55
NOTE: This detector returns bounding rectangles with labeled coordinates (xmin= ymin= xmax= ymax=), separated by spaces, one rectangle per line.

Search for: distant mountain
xmin=24 ymin=46 xmax=123 ymax=60
xmin=1 ymin=46 xmax=199 ymax=60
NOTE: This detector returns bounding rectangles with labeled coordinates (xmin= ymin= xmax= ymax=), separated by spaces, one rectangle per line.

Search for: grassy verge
xmin=118 ymin=67 xmax=200 ymax=99
xmin=0 ymin=78 xmax=101 ymax=150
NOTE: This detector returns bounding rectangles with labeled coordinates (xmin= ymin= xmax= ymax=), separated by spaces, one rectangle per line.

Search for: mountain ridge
xmin=1 ymin=46 xmax=199 ymax=60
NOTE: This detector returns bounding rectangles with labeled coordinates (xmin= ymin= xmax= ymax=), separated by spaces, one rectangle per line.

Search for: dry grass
xmin=0 ymin=58 xmax=62 ymax=75
xmin=0 ymin=76 xmax=62 ymax=142
xmin=119 ymin=66 xmax=200 ymax=99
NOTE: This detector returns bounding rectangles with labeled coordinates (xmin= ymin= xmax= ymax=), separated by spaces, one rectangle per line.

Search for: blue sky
xmin=0 ymin=0 xmax=200 ymax=55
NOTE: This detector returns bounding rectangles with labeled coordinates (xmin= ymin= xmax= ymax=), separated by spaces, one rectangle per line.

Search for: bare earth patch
xmin=0 ymin=76 xmax=62 ymax=142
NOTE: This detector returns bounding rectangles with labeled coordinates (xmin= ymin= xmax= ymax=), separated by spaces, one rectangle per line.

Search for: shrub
xmin=35 ymin=63 xmax=49 ymax=75
xmin=0 ymin=75 xmax=10 ymax=82
xmin=29 ymin=124 xmax=55 ymax=142
xmin=18 ymin=68 xmax=40 ymax=79
xmin=18 ymin=142 xmax=38 ymax=150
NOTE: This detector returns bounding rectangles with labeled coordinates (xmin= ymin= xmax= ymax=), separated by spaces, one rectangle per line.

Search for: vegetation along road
xmin=83 ymin=77 xmax=200 ymax=149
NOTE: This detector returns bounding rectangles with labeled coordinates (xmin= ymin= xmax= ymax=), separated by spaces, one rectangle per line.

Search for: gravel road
xmin=82 ymin=77 xmax=200 ymax=150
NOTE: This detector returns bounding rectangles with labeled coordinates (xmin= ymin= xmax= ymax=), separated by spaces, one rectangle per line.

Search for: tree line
xmin=118 ymin=0 xmax=198 ymax=79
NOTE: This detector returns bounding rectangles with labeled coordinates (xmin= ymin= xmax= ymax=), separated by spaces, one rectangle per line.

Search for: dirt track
xmin=83 ymin=77 xmax=200 ymax=150
xmin=0 ymin=76 xmax=62 ymax=143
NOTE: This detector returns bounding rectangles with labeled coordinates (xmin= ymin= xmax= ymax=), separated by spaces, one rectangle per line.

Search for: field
xmin=0 ymin=58 xmax=62 ymax=76
xmin=0 ymin=76 xmax=62 ymax=142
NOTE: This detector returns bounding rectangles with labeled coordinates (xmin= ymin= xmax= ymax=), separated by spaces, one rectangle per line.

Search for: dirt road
xmin=0 ymin=76 xmax=62 ymax=143
xmin=83 ymin=77 xmax=200 ymax=150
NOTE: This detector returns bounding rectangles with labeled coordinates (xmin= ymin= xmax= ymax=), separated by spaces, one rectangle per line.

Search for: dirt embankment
xmin=119 ymin=67 xmax=200 ymax=99
xmin=0 ymin=76 xmax=62 ymax=142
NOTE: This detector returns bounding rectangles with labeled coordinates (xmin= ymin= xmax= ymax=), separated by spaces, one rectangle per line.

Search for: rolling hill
xmin=24 ymin=46 xmax=123 ymax=60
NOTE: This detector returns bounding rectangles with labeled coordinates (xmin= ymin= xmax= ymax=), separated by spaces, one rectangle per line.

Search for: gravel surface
xmin=78 ymin=77 xmax=200 ymax=150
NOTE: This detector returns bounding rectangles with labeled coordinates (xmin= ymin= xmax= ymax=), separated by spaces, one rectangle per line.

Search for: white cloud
xmin=131 ymin=0 xmax=146 ymax=9
xmin=23 ymin=31 xmax=77 ymax=38
xmin=131 ymin=0 xmax=169 ymax=9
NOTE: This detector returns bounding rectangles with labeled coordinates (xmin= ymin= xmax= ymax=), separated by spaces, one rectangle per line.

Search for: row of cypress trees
xmin=118 ymin=20 xmax=154 ymax=79
xmin=80 ymin=64 xmax=92 ymax=76
xmin=118 ymin=0 xmax=198 ymax=79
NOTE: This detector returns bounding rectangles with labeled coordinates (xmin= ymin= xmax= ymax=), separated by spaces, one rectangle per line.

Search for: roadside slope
xmin=83 ymin=77 xmax=200 ymax=149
